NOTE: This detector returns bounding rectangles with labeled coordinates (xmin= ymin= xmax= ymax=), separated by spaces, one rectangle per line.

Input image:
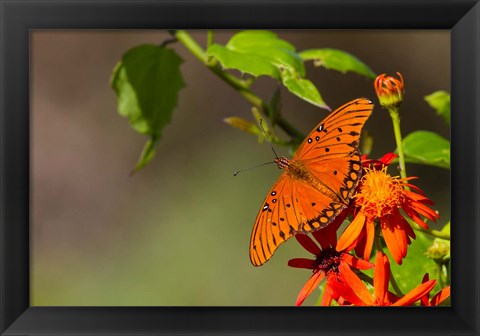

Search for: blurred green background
xmin=31 ymin=30 xmax=450 ymax=306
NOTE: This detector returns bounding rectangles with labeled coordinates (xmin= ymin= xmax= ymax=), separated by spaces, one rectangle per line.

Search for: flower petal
xmin=342 ymin=253 xmax=374 ymax=270
xmin=338 ymin=261 xmax=374 ymax=304
xmin=363 ymin=219 xmax=375 ymax=261
xmin=420 ymin=273 xmax=430 ymax=306
xmin=380 ymin=216 xmax=405 ymax=265
xmin=430 ymin=286 xmax=451 ymax=306
xmin=409 ymin=201 xmax=440 ymax=222
xmin=404 ymin=217 xmax=416 ymax=240
xmin=321 ymin=284 xmax=334 ymax=306
xmin=393 ymin=209 xmax=408 ymax=258
xmin=393 ymin=280 xmax=436 ymax=306
xmin=402 ymin=202 xmax=429 ymax=229
xmin=379 ymin=153 xmax=398 ymax=165
xmin=336 ymin=212 xmax=366 ymax=252
xmin=295 ymin=234 xmax=321 ymax=255
xmin=327 ymin=277 xmax=366 ymax=306
xmin=404 ymin=190 xmax=434 ymax=204
xmin=353 ymin=230 xmax=366 ymax=260
xmin=402 ymin=183 xmax=425 ymax=195
xmin=288 ymin=258 xmax=316 ymax=270
xmin=295 ymin=271 xmax=325 ymax=306
xmin=373 ymin=252 xmax=390 ymax=303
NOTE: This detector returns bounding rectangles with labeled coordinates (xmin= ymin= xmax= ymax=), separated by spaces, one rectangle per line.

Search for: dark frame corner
xmin=1 ymin=1 xmax=479 ymax=335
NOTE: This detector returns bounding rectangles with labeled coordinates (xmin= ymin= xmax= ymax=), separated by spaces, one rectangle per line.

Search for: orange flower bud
xmin=374 ymin=72 xmax=405 ymax=109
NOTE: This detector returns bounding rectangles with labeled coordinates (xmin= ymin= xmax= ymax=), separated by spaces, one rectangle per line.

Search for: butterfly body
xmin=249 ymin=98 xmax=373 ymax=266
xmin=275 ymin=157 xmax=344 ymax=204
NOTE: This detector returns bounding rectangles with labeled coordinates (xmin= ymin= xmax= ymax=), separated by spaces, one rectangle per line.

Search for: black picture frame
xmin=1 ymin=1 xmax=479 ymax=335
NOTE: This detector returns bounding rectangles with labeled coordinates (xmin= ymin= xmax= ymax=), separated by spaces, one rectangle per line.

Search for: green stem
xmin=389 ymin=270 xmax=404 ymax=298
xmin=436 ymin=262 xmax=445 ymax=288
xmin=207 ymin=30 xmax=213 ymax=48
xmin=413 ymin=225 xmax=451 ymax=241
xmin=407 ymin=218 xmax=450 ymax=240
xmin=173 ymin=30 xmax=305 ymax=143
xmin=388 ymin=107 xmax=407 ymax=179
xmin=356 ymin=271 xmax=374 ymax=286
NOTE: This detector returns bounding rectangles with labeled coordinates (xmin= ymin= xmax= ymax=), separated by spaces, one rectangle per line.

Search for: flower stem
xmin=356 ymin=271 xmax=374 ymax=286
xmin=407 ymin=218 xmax=450 ymax=240
xmin=172 ymin=30 xmax=305 ymax=143
xmin=207 ymin=30 xmax=213 ymax=48
xmin=388 ymin=107 xmax=407 ymax=179
xmin=389 ymin=269 xmax=404 ymax=297
xmin=436 ymin=263 xmax=445 ymax=288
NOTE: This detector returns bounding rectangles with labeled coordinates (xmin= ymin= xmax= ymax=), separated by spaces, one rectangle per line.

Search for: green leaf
xmin=111 ymin=44 xmax=185 ymax=172
xmin=207 ymin=44 xmax=280 ymax=79
xmin=132 ymin=138 xmax=158 ymax=174
xmin=223 ymin=116 xmax=261 ymax=137
xmin=441 ymin=222 xmax=450 ymax=235
xmin=424 ymin=91 xmax=450 ymax=125
xmin=206 ymin=30 xmax=328 ymax=109
xmin=388 ymin=232 xmax=439 ymax=293
xmin=403 ymin=131 xmax=450 ymax=169
xmin=283 ymin=77 xmax=326 ymax=109
xmin=299 ymin=48 xmax=376 ymax=79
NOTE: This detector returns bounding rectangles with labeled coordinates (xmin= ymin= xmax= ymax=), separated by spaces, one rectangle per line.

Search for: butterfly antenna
xmin=234 ymin=161 xmax=275 ymax=176
xmin=258 ymin=119 xmax=279 ymax=159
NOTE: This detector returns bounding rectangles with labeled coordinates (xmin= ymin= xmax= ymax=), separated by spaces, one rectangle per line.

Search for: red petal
xmin=380 ymin=215 xmax=405 ymax=265
xmin=321 ymin=284 xmax=334 ymax=306
xmin=288 ymin=258 xmax=316 ymax=270
xmin=379 ymin=153 xmax=398 ymax=165
xmin=410 ymin=201 xmax=440 ymax=222
xmin=393 ymin=280 xmax=436 ymax=306
xmin=336 ymin=212 xmax=366 ymax=252
xmin=387 ymin=291 xmax=400 ymax=303
xmin=295 ymin=271 xmax=325 ymax=306
xmin=403 ymin=217 xmax=416 ymax=240
xmin=393 ymin=209 xmax=408 ymax=257
xmin=364 ymin=220 xmax=375 ymax=261
xmin=402 ymin=183 xmax=425 ymax=195
xmin=295 ymin=234 xmax=321 ymax=255
xmin=373 ymin=252 xmax=390 ymax=303
xmin=403 ymin=203 xmax=429 ymax=229
xmin=404 ymin=190 xmax=434 ymax=204
xmin=362 ymin=153 xmax=397 ymax=170
xmin=420 ymin=273 xmax=431 ymax=306
xmin=327 ymin=277 xmax=366 ymax=306
xmin=354 ymin=230 xmax=366 ymax=259
xmin=430 ymin=286 xmax=451 ymax=306
xmin=342 ymin=253 xmax=374 ymax=270
xmin=339 ymin=262 xmax=374 ymax=304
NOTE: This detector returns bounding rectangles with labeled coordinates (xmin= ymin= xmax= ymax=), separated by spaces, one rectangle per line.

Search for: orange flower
xmin=374 ymin=72 xmax=405 ymax=108
xmin=288 ymin=212 xmax=373 ymax=306
xmin=329 ymin=251 xmax=437 ymax=306
xmin=420 ymin=274 xmax=451 ymax=306
xmin=336 ymin=156 xmax=439 ymax=264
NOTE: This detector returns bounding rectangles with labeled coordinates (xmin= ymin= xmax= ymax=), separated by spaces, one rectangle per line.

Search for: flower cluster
xmin=287 ymin=73 xmax=450 ymax=307
xmin=289 ymin=152 xmax=448 ymax=306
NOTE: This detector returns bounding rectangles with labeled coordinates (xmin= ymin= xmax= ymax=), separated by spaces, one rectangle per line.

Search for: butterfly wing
xmin=294 ymin=98 xmax=372 ymax=202
xmin=250 ymin=173 xmax=345 ymax=266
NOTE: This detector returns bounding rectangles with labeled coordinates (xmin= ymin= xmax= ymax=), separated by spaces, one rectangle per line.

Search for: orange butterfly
xmin=250 ymin=98 xmax=373 ymax=266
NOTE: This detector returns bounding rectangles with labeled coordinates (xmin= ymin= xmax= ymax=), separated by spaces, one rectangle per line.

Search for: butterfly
xmin=250 ymin=98 xmax=373 ymax=266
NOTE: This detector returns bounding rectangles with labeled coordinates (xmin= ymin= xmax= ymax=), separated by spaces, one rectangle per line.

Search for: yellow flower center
xmin=355 ymin=168 xmax=404 ymax=220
